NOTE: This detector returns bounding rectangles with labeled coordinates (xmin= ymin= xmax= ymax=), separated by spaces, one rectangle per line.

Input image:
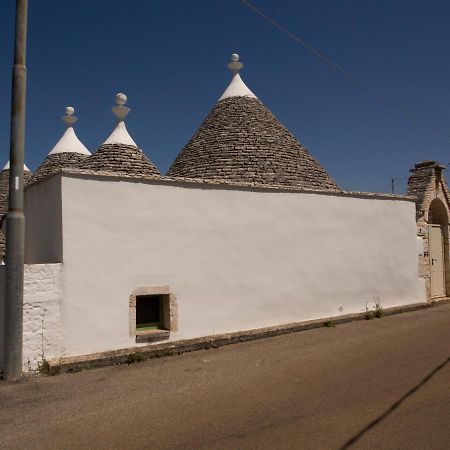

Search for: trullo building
xmin=0 ymin=54 xmax=425 ymax=371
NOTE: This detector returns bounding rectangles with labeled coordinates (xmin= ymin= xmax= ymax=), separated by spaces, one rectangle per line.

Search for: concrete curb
xmin=47 ymin=299 xmax=449 ymax=375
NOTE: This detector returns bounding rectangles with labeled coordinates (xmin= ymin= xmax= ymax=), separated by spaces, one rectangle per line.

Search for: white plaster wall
xmin=25 ymin=175 xmax=63 ymax=264
xmin=22 ymin=264 xmax=64 ymax=370
xmin=0 ymin=264 xmax=64 ymax=372
xmin=55 ymin=175 xmax=424 ymax=358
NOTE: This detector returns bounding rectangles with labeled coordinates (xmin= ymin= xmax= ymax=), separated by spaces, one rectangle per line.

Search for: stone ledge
xmin=46 ymin=300 xmax=449 ymax=375
xmin=135 ymin=329 xmax=170 ymax=343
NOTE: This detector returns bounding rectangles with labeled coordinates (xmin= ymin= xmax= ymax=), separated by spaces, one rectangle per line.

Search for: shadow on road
xmin=339 ymin=355 xmax=450 ymax=449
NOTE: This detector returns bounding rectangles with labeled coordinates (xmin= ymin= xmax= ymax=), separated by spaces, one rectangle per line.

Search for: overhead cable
xmin=240 ymin=0 xmax=450 ymax=140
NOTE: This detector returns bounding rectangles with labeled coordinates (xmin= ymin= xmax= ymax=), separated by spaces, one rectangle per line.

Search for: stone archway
xmin=428 ymin=199 xmax=449 ymax=298
xmin=429 ymin=198 xmax=449 ymax=227
xmin=408 ymin=161 xmax=450 ymax=300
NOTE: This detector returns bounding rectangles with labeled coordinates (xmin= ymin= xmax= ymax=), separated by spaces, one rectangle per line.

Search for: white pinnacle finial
xmin=112 ymin=92 xmax=130 ymax=121
xmin=103 ymin=92 xmax=137 ymax=147
xmin=116 ymin=93 xmax=127 ymax=106
xmin=62 ymin=106 xmax=77 ymax=126
xmin=218 ymin=52 xmax=257 ymax=101
xmin=48 ymin=105 xmax=91 ymax=155
xmin=228 ymin=53 xmax=243 ymax=74
xmin=2 ymin=161 xmax=30 ymax=171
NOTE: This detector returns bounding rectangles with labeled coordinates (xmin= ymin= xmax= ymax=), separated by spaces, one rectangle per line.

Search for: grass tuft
xmin=37 ymin=358 xmax=51 ymax=376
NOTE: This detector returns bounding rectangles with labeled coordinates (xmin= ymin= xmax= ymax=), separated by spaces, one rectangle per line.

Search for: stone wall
xmin=0 ymin=264 xmax=64 ymax=372
xmin=407 ymin=161 xmax=450 ymax=299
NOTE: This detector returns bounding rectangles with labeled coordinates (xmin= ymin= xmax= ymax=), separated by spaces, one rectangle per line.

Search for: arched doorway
xmin=428 ymin=199 xmax=449 ymax=298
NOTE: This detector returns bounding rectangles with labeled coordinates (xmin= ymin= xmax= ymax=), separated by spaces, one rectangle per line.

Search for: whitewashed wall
xmin=24 ymin=173 xmax=423 ymax=359
xmin=25 ymin=176 xmax=62 ymax=264
xmin=0 ymin=264 xmax=63 ymax=371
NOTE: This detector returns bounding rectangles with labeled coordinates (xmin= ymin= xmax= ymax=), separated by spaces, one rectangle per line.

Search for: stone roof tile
xmin=78 ymin=143 xmax=160 ymax=177
xmin=33 ymin=153 xmax=89 ymax=182
xmin=79 ymin=93 xmax=161 ymax=177
xmin=168 ymin=96 xmax=340 ymax=190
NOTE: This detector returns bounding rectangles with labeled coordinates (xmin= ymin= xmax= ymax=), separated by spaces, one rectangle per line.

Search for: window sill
xmin=135 ymin=329 xmax=170 ymax=343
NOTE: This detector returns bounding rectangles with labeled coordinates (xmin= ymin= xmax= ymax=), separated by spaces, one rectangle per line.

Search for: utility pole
xmin=4 ymin=0 xmax=28 ymax=382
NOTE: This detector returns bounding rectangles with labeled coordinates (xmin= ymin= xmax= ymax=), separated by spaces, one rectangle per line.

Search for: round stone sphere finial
xmin=62 ymin=105 xmax=78 ymax=125
xmin=116 ymin=93 xmax=127 ymax=106
xmin=227 ymin=52 xmax=243 ymax=74
xmin=112 ymin=92 xmax=131 ymax=121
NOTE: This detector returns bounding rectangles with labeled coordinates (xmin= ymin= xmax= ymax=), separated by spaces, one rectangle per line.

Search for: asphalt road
xmin=1 ymin=303 xmax=450 ymax=450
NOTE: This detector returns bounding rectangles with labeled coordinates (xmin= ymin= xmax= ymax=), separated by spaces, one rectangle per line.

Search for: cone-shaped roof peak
xmin=49 ymin=107 xmax=91 ymax=155
xmin=33 ymin=107 xmax=91 ymax=182
xmin=103 ymin=121 xmax=137 ymax=147
xmin=168 ymin=54 xmax=339 ymax=190
xmin=2 ymin=161 xmax=30 ymax=171
xmin=78 ymin=93 xmax=160 ymax=177
xmin=102 ymin=93 xmax=137 ymax=147
xmin=219 ymin=54 xmax=257 ymax=101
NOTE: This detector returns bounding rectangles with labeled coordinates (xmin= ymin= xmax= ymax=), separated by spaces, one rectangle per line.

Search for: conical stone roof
xmin=34 ymin=153 xmax=90 ymax=182
xmin=79 ymin=93 xmax=160 ymax=177
xmin=168 ymin=54 xmax=339 ymax=191
xmin=80 ymin=143 xmax=160 ymax=176
xmin=33 ymin=107 xmax=91 ymax=182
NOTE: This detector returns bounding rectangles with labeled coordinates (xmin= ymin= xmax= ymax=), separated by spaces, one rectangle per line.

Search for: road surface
xmin=1 ymin=303 xmax=450 ymax=449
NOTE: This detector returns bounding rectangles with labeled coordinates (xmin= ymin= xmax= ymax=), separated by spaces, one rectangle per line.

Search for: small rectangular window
xmin=136 ymin=295 xmax=162 ymax=330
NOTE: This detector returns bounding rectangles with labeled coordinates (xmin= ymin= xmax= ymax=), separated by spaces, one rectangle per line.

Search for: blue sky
xmin=1 ymin=0 xmax=450 ymax=192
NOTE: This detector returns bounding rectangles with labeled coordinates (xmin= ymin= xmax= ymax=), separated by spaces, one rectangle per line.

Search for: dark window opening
xmin=136 ymin=295 xmax=163 ymax=330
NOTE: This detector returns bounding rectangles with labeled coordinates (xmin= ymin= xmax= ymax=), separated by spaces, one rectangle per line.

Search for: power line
xmin=240 ymin=0 xmax=450 ymax=140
